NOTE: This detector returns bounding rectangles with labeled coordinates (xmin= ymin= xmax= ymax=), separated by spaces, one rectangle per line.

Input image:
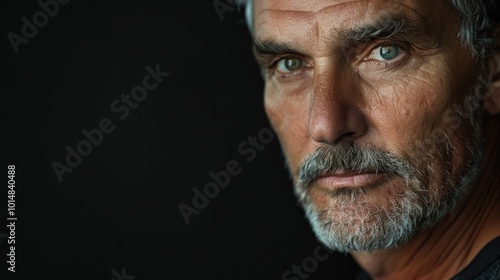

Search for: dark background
xmin=2 ymin=0 xmax=360 ymax=279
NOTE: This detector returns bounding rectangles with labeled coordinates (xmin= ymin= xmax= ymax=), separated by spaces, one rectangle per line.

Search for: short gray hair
xmin=236 ymin=0 xmax=500 ymax=62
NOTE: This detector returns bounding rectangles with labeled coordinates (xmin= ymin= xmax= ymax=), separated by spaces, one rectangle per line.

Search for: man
xmin=237 ymin=0 xmax=500 ymax=279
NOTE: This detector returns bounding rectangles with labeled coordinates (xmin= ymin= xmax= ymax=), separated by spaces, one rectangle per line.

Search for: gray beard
xmin=292 ymin=85 xmax=486 ymax=253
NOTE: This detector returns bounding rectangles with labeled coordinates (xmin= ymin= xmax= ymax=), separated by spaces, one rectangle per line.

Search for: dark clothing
xmin=355 ymin=236 xmax=500 ymax=280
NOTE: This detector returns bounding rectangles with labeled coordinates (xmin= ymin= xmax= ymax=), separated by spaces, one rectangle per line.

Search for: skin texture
xmin=252 ymin=0 xmax=500 ymax=279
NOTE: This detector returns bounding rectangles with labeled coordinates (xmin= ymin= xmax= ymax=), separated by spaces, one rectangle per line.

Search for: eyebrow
xmin=253 ymin=40 xmax=301 ymax=56
xmin=339 ymin=14 xmax=434 ymax=46
xmin=253 ymin=13 xmax=436 ymax=59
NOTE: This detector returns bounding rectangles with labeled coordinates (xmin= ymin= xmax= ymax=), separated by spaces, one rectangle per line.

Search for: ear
xmin=484 ymin=30 xmax=500 ymax=115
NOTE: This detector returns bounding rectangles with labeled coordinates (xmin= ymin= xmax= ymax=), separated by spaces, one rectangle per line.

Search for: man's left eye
xmin=367 ymin=44 xmax=404 ymax=62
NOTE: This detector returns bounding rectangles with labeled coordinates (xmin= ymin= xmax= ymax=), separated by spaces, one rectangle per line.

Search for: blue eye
xmin=380 ymin=45 xmax=399 ymax=60
xmin=367 ymin=44 xmax=403 ymax=62
xmin=277 ymin=57 xmax=303 ymax=72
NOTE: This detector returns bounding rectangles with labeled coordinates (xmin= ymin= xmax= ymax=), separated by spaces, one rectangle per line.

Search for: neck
xmin=352 ymin=114 xmax=500 ymax=280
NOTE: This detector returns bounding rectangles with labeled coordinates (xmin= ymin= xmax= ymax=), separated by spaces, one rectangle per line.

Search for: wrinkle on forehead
xmin=255 ymin=0 xmax=367 ymax=44
xmin=254 ymin=0 xmax=435 ymax=55
xmin=255 ymin=0 xmax=437 ymax=40
xmin=257 ymin=0 xmax=362 ymax=14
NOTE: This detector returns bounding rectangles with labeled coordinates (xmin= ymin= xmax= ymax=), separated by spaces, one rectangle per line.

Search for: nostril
xmin=334 ymin=131 xmax=357 ymax=144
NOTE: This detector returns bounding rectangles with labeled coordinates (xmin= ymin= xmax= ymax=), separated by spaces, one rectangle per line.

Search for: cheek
xmin=361 ymin=59 xmax=458 ymax=155
xmin=364 ymin=64 xmax=475 ymax=186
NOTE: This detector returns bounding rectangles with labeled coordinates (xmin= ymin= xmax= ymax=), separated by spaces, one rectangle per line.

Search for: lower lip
xmin=313 ymin=172 xmax=389 ymax=190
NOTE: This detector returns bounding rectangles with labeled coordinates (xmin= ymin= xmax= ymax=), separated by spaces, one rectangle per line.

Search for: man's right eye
xmin=276 ymin=57 xmax=304 ymax=73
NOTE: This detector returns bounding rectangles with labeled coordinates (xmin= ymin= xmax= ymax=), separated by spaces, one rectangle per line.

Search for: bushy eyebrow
xmin=253 ymin=41 xmax=301 ymax=56
xmin=339 ymin=14 xmax=435 ymax=47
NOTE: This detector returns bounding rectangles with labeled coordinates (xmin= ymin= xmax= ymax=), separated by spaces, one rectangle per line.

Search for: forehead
xmin=253 ymin=0 xmax=449 ymax=42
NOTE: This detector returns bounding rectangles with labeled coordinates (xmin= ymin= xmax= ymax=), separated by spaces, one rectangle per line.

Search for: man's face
xmin=253 ymin=0 xmax=486 ymax=252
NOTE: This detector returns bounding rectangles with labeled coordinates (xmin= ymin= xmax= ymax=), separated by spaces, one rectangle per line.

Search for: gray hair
xmin=236 ymin=0 xmax=500 ymax=62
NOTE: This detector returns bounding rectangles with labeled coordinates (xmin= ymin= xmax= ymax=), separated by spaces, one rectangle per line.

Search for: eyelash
xmin=363 ymin=41 xmax=409 ymax=69
xmin=266 ymin=56 xmax=308 ymax=79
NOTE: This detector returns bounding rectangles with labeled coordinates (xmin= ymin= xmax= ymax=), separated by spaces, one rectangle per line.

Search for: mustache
xmin=297 ymin=144 xmax=415 ymax=190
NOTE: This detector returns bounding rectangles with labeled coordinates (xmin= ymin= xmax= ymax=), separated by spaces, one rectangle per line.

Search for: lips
xmin=313 ymin=171 xmax=389 ymax=190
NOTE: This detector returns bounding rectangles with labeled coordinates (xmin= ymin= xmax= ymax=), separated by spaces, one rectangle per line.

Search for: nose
xmin=308 ymin=69 xmax=368 ymax=145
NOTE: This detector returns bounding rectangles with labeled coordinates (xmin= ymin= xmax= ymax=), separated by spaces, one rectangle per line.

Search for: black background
xmin=3 ymin=0 xmax=360 ymax=279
